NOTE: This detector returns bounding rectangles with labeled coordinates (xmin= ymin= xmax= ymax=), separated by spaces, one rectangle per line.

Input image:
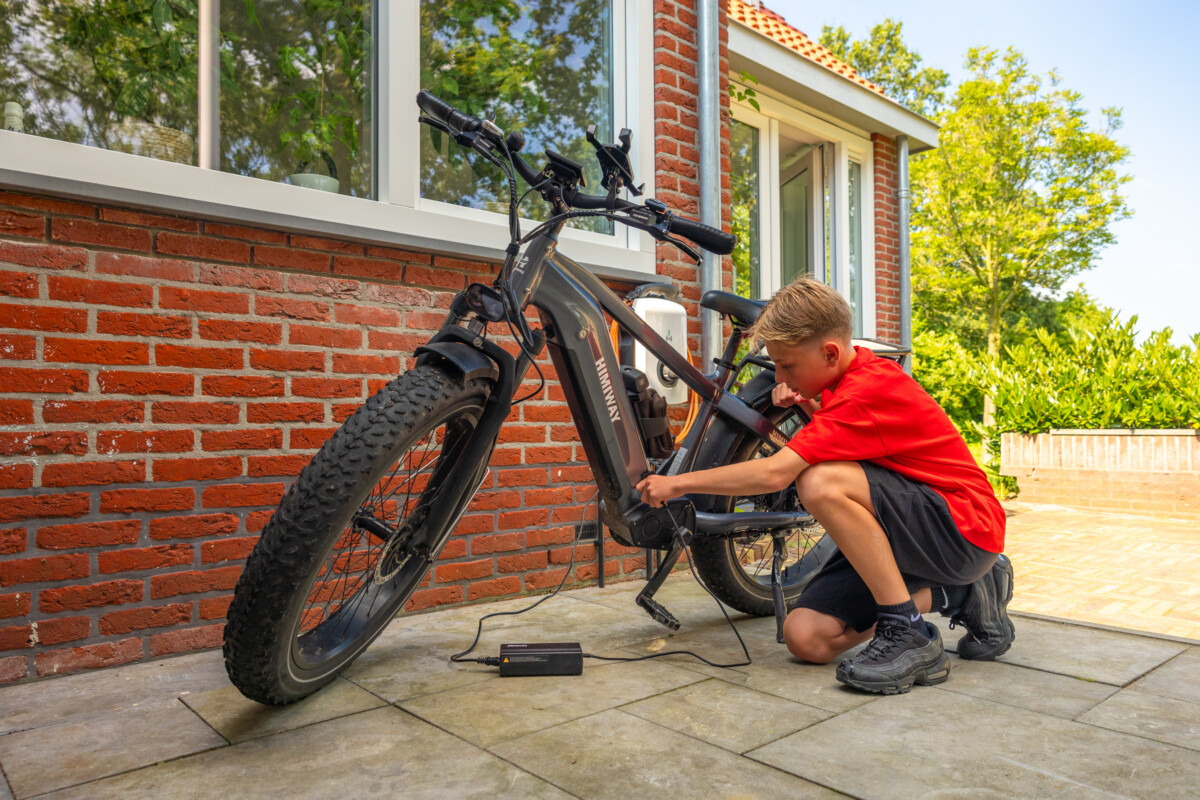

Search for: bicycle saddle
xmin=700 ymin=290 xmax=765 ymax=328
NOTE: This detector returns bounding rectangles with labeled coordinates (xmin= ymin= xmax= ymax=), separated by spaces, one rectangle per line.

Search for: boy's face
xmin=765 ymin=338 xmax=848 ymax=400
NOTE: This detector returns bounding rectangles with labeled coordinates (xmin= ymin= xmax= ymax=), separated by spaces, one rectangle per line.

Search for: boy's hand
xmin=635 ymin=474 xmax=683 ymax=508
xmin=771 ymin=383 xmax=806 ymax=407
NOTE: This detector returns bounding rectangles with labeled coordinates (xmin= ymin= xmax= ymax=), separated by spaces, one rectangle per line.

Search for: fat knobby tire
xmin=223 ymin=364 xmax=491 ymax=705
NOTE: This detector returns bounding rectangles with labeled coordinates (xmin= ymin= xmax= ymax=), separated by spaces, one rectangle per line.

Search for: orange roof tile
xmin=727 ymin=0 xmax=886 ymax=98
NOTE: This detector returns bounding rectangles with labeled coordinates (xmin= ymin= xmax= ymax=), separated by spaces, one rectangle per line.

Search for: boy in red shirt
xmin=637 ymin=278 xmax=1013 ymax=695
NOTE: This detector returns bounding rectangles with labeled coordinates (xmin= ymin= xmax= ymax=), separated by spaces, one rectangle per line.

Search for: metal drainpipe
xmin=198 ymin=0 xmax=220 ymax=169
xmin=698 ymin=0 xmax=722 ymax=369
xmin=896 ymin=135 xmax=913 ymax=371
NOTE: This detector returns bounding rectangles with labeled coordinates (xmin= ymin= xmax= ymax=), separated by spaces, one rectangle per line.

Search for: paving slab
xmin=0 ymin=699 xmax=226 ymax=798
xmin=341 ymin=622 xmax=499 ymax=702
xmin=1078 ymin=688 xmax=1200 ymax=752
xmin=492 ymin=708 xmax=843 ymax=799
xmin=1127 ymin=646 xmax=1200 ymax=705
xmin=0 ymin=651 xmax=228 ymax=735
xmin=41 ymin=707 xmax=571 ymax=800
xmin=621 ymin=676 xmax=832 ymax=753
xmin=399 ymin=657 xmax=703 ymax=747
xmin=181 ymin=676 xmax=387 ymax=743
xmin=749 ymin=685 xmax=1200 ymax=800
xmin=705 ymin=644 xmax=880 ymax=714
xmin=936 ymin=657 xmax=1119 ymax=719
xmin=570 ymin=574 xmax=755 ymax=628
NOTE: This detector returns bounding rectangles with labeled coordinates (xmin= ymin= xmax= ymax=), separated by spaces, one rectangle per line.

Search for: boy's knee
xmin=796 ymin=462 xmax=842 ymax=508
xmin=782 ymin=612 xmax=837 ymax=664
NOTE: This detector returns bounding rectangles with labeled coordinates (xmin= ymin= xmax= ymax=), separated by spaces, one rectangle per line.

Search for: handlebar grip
xmin=666 ymin=215 xmax=738 ymax=256
xmin=416 ymin=90 xmax=481 ymax=134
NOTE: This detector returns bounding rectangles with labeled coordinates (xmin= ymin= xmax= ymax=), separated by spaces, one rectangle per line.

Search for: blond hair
xmin=746 ymin=277 xmax=852 ymax=346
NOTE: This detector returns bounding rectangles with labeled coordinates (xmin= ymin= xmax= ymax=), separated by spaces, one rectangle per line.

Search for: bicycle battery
xmin=498 ymin=643 xmax=583 ymax=677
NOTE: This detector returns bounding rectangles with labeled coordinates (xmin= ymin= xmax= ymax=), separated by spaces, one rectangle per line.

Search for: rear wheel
xmin=690 ymin=406 xmax=832 ymax=616
xmin=223 ymin=365 xmax=492 ymax=705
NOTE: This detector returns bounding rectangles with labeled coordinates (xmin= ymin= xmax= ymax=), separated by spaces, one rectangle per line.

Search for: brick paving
xmin=1004 ymin=502 xmax=1200 ymax=641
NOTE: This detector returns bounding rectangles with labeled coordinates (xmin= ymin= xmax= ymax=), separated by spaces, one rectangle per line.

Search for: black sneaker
xmin=835 ymin=618 xmax=950 ymax=695
xmin=951 ymin=553 xmax=1016 ymax=660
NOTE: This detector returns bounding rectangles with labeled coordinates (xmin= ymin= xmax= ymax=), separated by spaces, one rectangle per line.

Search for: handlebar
xmin=416 ymin=90 xmax=738 ymax=257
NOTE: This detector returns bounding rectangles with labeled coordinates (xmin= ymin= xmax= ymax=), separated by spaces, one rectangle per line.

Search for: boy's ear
xmin=822 ymin=339 xmax=842 ymax=364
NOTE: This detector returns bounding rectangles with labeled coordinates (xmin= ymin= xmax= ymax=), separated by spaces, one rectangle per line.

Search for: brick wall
xmin=871 ymin=133 xmax=901 ymax=344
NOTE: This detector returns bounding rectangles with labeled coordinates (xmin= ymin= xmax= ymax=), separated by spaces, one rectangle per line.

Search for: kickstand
xmin=771 ymin=532 xmax=787 ymax=644
xmin=636 ymin=538 xmax=686 ymax=631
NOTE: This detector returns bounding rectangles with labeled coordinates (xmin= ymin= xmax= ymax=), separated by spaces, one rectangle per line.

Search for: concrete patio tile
xmin=748 ymin=685 xmax=1200 ymax=800
xmin=0 ymin=651 xmax=228 ymax=735
xmin=1078 ymin=689 xmax=1200 ymax=752
xmin=707 ymin=645 xmax=879 ymax=714
xmin=399 ymin=657 xmax=703 ymax=747
xmin=40 ymin=707 xmax=572 ymax=800
xmin=341 ymin=622 xmax=499 ymax=703
xmin=0 ymin=773 xmax=12 ymax=800
xmin=491 ymin=708 xmax=843 ymax=799
xmin=621 ymin=677 xmax=832 ymax=753
xmin=0 ymin=699 xmax=226 ymax=798
xmin=1127 ymin=646 xmax=1200 ymax=705
xmin=935 ymin=657 xmax=1119 ymax=719
xmin=571 ymin=575 xmax=753 ymax=628
xmin=181 ymin=677 xmax=387 ymax=743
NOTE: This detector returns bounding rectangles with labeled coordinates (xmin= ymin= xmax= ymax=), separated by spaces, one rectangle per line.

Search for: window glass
xmin=419 ymin=0 xmax=613 ymax=232
xmin=848 ymin=159 xmax=863 ymax=334
xmin=221 ymin=1 xmax=374 ymax=198
xmin=3 ymin=1 xmax=200 ymax=164
xmin=730 ymin=119 xmax=760 ymax=299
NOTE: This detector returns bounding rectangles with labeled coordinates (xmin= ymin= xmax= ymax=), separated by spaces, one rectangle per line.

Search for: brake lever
xmin=620 ymin=210 xmax=702 ymax=264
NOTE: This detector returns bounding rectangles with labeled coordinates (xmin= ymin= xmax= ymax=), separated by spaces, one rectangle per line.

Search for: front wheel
xmin=223 ymin=364 xmax=493 ymax=705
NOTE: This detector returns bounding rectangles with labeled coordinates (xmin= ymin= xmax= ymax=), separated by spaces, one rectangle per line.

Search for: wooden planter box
xmin=1000 ymin=430 xmax=1200 ymax=519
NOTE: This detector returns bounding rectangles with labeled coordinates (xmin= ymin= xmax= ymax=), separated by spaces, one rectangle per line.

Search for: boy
xmin=636 ymin=278 xmax=1013 ymax=695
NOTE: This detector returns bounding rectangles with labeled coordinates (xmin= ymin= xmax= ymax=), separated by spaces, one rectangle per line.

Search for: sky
xmin=769 ymin=0 xmax=1200 ymax=343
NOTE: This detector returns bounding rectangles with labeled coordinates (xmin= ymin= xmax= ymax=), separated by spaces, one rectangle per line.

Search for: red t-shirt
xmin=786 ymin=346 xmax=1005 ymax=553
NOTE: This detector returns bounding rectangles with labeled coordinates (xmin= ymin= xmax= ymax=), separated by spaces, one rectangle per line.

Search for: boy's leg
xmin=784 ymin=587 xmax=933 ymax=664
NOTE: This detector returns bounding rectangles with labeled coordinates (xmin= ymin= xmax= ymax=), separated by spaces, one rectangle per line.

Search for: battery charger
xmin=498 ymin=642 xmax=583 ymax=677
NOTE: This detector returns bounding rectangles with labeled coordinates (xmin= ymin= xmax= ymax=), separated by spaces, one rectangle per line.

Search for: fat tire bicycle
xmin=222 ymin=91 xmax=846 ymax=705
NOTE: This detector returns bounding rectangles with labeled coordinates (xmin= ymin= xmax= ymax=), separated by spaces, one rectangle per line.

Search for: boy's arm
xmin=635 ymin=447 xmax=808 ymax=508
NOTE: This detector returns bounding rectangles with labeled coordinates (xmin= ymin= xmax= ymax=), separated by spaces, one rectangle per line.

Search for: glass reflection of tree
xmin=730 ymin=120 xmax=759 ymax=299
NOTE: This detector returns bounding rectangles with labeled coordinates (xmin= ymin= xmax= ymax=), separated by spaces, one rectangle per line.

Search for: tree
xmin=913 ymin=47 xmax=1131 ymax=442
xmin=818 ymin=19 xmax=949 ymax=117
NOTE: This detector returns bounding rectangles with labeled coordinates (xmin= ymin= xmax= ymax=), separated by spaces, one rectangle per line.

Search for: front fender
xmin=414 ymin=340 xmax=500 ymax=384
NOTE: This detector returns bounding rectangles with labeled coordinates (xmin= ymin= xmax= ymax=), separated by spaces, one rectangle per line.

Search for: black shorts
xmin=793 ymin=461 xmax=997 ymax=632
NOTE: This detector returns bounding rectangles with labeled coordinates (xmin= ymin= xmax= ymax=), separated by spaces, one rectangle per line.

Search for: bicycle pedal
xmin=636 ymin=595 xmax=681 ymax=631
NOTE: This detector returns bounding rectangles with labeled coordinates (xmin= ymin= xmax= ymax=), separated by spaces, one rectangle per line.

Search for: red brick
xmin=471 ymin=532 xmax=525 ymax=554
xmin=37 ymin=520 xmax=141 ymax=550
xmin=94 ymin=251 xmax=194 ymax=282
xmin=405 ymin=586 xmax=463 ymax=612
xmin=156 ymin=344 xmax=243 ymax=370
xmin=153 ymin=456 xmax=242 ymax=483
xmin=366 ymin=331 xmax=427 ymax=352
xmin=0 ymin=333 xmax=35 ymax=360
xmin=201 ymin=429 xmax=282 ymax=452
xmin=524 ymin=487 xmax=576 ymax=506
xmin=287 ymin=274 xmax=362 ymax=298
xmin=40 ymin=580 xmax=142 ymax=613
xmin=149 ymin=513 xmax=239 ymax=540
xmin=37 ymin=616 xmax=92 ymax=645
xmin=467 ymin=576 xmax=521 ymax=600
xmin=197 ymin=263 xmax=284 ymax=290
xmin=497 ymin=426 xmax=546 ymax=444
xmin=575 ymin=561 xmax=619 ymax=581
xmin=0 ymin=554 xmax=88 ymax=587
xmin=99 ymin=603 xmax=192 ymax=635
xmin=201 ymin=375 xmax=284 ymax=397
xmin=0 ymin=592 xmax=31 ymax=618
xmin=0 ymin=625 xmax=31 ymax=652
xmin=0 ymin=304 xmax=88 ymax=332
xmin=406 ymin=264 xmax=467 ymax=290
xmin=0 ymin=190 xmax=93 ymax=217
xmin=245 ymin=510 xmax=273 ymax=532
xmin=99 ymin=544 xmax=192 ymax=574
xmin=52 ymin=218 xmax=151 ymax=251
xmin=45 ymin=338 xmax=149 ymax=365
xmin=97 ymin=429 xmax=194 ymax=454
xmin=246 ymin=402 xmax=324 ymax=423
xmin=199 ymin=319 xmax=282 ymax=344
xmin=289 ymin=324 xmax=361 ymax=349
xmin=100 ymin=487 xmax=194 ymax=514
xmin=159 ymin=286 xmax=250 ymax=314
xmin=292 ymin=377 xmax=361 ymax=398
xmin=498 ymin=551 xmax=549 ymax=573
xmin=43 ymin=400 xmax=144 ymax=424
xmin=331 ymin=354 xmax=401 ymax=375
xmin=0 ymin=400 xmax=33 ymax=425
xmin=157 ymin=232 xmax=249 ymax=262
xmin=49 ymin=275 xmax=153 ymax=308
xmin=289 ymin=234 xmax=363 ymax=254
xmin=0 ymin=240 xmax=87 ymax=270
xmin=439 ymin=539 xmax=468 ymax=560
xmin=252 ymin=246 xmax=331 ymax=272
xmin=289 ymin=428 xmax=337 ymax=449
xmin=99 ymin=207 xmax=199 ymax=232
xmin=199 ymin=595 xmax=233 ymax=620
xmin=0 ymin=493 xmax=90 ymax=524
xmin=332 ymin=403 xmax=359 ymax=422
xmin=248 ymin=455 xmax=310 ymax=477
xmin=148 ymin=623 xmax=224 ymax=657
xmin=404 ymin=310 xmax=446 ymax=331
xmin=36 ymin=638 xmax=142 ymax=677
xmin=0 ymin=654 xmax=27 ymax=684
xmin=43 ymin=460 xmax=145 ymax=487
xmin=98 ymin=370 xmax=192 ymax=396
xmin=201 ymin=482 xmax=285 ymax=508
xmin=331 ymin=255 xmax=401 ymax=281
xmin=0 ymin=527 xmax=25 ymax=553
xmin=0 ymin=270 xmax=37 ymax=298
xmin=332 ymin=303 xmax=402 ymax=327
xmin=363 ymin=244 xmax=430 ymax=262
xmin=455 ymin=515 xmax=494 ymax=535
xmin=469 ymin=490 xmax=521 ymax=511
xmin=0 ymin=464 xmax=32 ymax=490
xmin=150 ymin=566 xmax=241 ymax=599
xmin=200 ymin=536 xmax=257 ymax=563
xmin=436 ymin=559 xmax=493 ymax=582
xmin=525 ymin=446 xmax=573 ymax=464
xmin=499 ymin=508 xmax=550 ymax=530
xmin=248 ymin=349 xmax=324 ymax=372
xmin=151 ymin=401 xmax=239 ymax=424
xmin=526 ymin=526 xmax=574 ymax=547
xmin=0 ymin=431 xmax=88 ymax=456
xmin=204 ymin=222 xmax=287 ymax=244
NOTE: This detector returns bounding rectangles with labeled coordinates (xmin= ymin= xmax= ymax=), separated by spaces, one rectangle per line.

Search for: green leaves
xmin=818 ymin=19 xmax=949 ymax=117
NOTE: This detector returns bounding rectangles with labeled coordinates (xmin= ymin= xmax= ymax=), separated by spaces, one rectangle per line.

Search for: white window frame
xmin=731 ymin=88 xmax=877 ymax=336
xmin=0 ymin=0 xmax=656 ymax=278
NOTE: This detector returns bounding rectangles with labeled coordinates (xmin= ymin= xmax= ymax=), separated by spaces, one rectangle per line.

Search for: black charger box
xmin=498 ymin=642 xmax=583 ymax=677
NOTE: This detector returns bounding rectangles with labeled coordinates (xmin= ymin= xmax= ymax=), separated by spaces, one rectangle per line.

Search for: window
xmin=730 ymin=91 xmax=875 ymax=335
xmin=1 ymin=1 xmax=653 ymax=275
